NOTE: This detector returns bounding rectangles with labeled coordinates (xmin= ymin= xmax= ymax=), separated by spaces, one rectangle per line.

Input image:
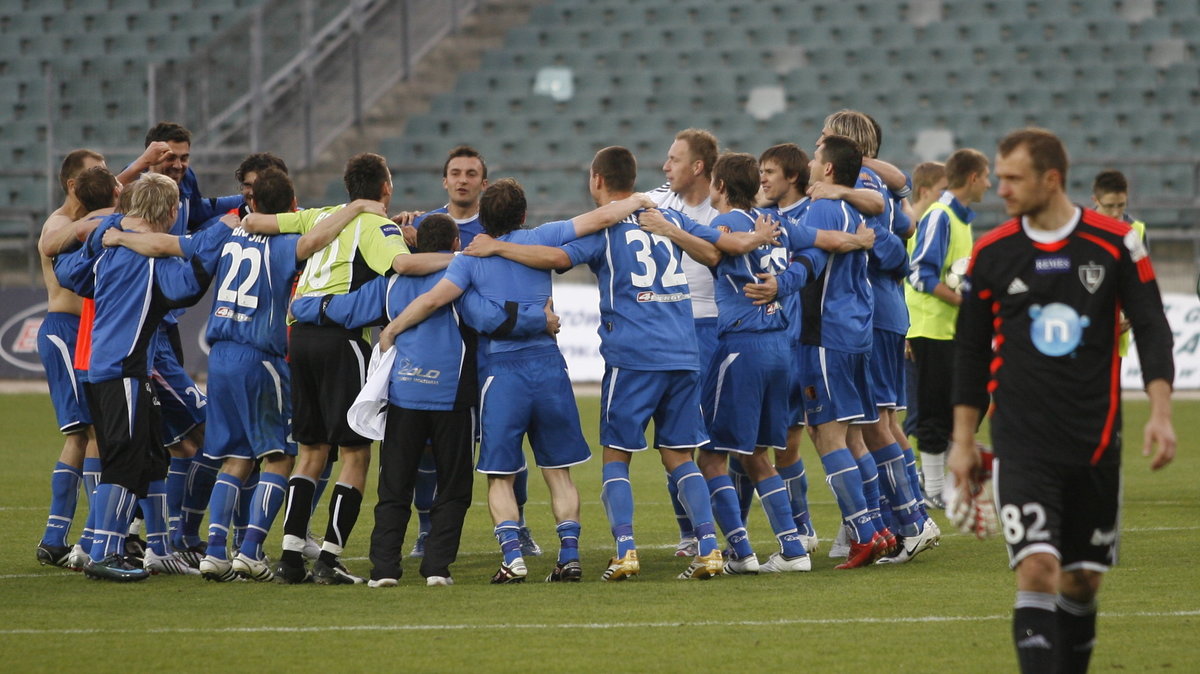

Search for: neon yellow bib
xmin=905 ymin=201 xmax=973 ymax=340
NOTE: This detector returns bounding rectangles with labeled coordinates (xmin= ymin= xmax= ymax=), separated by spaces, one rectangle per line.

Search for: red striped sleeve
xmin=1077 ymin=232 xmax=1121 ymax=261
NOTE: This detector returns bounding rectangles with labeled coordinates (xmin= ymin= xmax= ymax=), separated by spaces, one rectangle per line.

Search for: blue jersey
xmin=563 ymin=209 xmax=719 ymax=371
xmin=711 ymin=208 xmax=814 ymax=336
xmin=442 ymin=220 xmax=577 ymax=356
xmin=856 ymin=168 xmax=910 ymax=336
xmin=766 ymin=198 xmax=827 ymax=345
xmin=178 ymin=225 xmax=301 ymax=357
xmin=799 ymin=198 xmax=873 ymax=353
xmin=85 ymin=226 xmax=210 ymax=382
xmin=172 ymin=168 xmax=243 ymax=235
xmin=414 ymin=207 xmax=483 ymax=249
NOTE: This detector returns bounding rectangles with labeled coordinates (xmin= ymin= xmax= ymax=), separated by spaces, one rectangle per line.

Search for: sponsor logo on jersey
xmin=380 ymin=223 xmax=402 ymax=237
xmin=635 ymin=291 xmax=690 ymax=303
xmin=716 ymin=225 xmax=731 ymax=233
xmin=1034 ymin=256 xmax=1071 ymax=273
xmin=1078 ymin=263 xmax=1105 ymax=294
xmin=214 ymin=307 xmax=252 ymax=322
xmin=396 ymin=358 xmax=441 ymax=381
xmin=1029 ymin=303 xmax=1091 ymax=357
xmin=1007 ymin=277 xmax=1029 ymax=295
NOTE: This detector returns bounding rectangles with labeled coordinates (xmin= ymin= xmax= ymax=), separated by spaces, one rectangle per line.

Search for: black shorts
xmin=288 ymin=323 xmax=371 ymax=448
xmin=993 ymin=456 xmax=1121 ymax=573
xmin=87 ymin=377 xmax=169 ymax=498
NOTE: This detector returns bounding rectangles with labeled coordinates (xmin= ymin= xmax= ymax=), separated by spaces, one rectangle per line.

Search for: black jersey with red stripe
xmin=952 ymin=207 xmax=1173 ymax=466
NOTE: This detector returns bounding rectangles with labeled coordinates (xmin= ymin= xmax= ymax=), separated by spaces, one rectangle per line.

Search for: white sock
xmin=920 ymin=451 xmax=945 ymax=497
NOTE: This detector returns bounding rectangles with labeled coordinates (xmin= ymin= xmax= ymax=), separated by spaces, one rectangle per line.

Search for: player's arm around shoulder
xmin=570 ymin=192 xmax=657 ymax=237
xmin=463 ymin=233 xmax=572 ymax=270
xmin=379 ymin=277 xmax=465 ymax=350
xmin=295 ymin=199 xmax=384 ymax=260
xmin=638 ymin=208 xmax=721 ymax=266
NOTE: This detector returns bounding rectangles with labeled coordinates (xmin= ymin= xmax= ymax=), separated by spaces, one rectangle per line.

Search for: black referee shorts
xmin=288 ymin=323 xmax=371 ymax=448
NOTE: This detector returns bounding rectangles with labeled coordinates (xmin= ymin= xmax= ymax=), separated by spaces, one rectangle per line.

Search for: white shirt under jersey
xmin=649 ymin=183 xmax=720 ymax=319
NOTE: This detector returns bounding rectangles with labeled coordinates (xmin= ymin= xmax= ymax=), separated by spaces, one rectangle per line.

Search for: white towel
xmin=346 ymin=344 xmax=395 ymax=441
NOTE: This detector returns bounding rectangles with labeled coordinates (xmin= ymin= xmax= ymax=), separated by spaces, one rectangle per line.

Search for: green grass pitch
xmin=0 ymin=392 xmax=1196 ymax=672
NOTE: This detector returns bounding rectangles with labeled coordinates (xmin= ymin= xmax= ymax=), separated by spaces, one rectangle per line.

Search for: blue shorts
xmin=202 ymin=342 xmax=296 ymax=462
xmin=599 ymin=367 xmax=708 ymax=451
xmin=704 ymin=332 xmax=789 ymax=454
xmin=37 ymin=312 xmax=89 ymax=433
xmin=799 ymin=345 xmax=878 ymax=426
xmin=151 ymin=327 xmax=206 ymax=445
xmin=476 ymin=346 xmax=590 ymax=474
xmin=694 ymin=317 xmax=719 ymax=375
xmin=868 ymin=329 xmax=907 ymax=411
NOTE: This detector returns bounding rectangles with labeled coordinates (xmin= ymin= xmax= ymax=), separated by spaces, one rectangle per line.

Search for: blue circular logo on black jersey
xmin=1029 ymin=303 xmax=1090 ymax=357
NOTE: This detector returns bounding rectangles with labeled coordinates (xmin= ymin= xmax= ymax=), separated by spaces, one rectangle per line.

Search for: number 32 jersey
xmin=179 ymin=225 xmax=301 ymax=357
xmin=563 ymin=209 xmax=720 ymax=372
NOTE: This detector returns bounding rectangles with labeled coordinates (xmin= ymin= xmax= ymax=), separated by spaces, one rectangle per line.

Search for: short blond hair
xmin=125 ymin=173 xmax=179 ymax=229
xmin=824 ymin=110 xmax=879 ymax=158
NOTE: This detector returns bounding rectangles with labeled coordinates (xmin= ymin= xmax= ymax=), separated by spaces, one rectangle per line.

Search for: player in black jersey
xmin=949 ymin=128 xmax=1176 ymax=674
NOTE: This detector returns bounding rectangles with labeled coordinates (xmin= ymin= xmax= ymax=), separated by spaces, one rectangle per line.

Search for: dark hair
xmin=759 ymin=143 xmax=810 ymax=192
xmin=59 ymin=148 xmax=105 ymax=194
xmin=251 ymin=168 xmax=294 ymax=215
xmin=442 ymin=145 xmax=487 ymax=179
xmin=1092 ymin=169 xmax=1128 ymax=196
xmin=144 ymin=121 xmax=191 ymax=147
xmin=416 ymin=213 xmax=459 ymax=252
xmin=236 ymin=152 xmax=289 ymax=183
xmin=998 ymin=127 xmax=1069 ymax=189
xmin=73 ymin=166 xmax=118 ymax=213
xmin=711 ymin=152 xmax=759 ymax=211
xmin=819 ymin=135 xmax=863 ymax=188
xmin=944 ymin=148 xmax=990 ymax=190
xmin=674 ymin=128 xmax=719 ymax=179
xmin=479 ymin=178 xmax=526 ymax=237
xmin=591 ymin=146 xmax=637 ymax=193
xmin=343 ymin=153 xmax=390 ymax=201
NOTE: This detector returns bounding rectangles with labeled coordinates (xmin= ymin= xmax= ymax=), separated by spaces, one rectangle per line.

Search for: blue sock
xmin=414 ymin=451 xmax=437 ymax=535
xmin=241 ymin=471 xmax=287 ymax=561
xmin=874 ymin=443 xmax=924 ymax=536
xmin=311 ymin=458 xmax=332 ymax=517
xmin=601 ymin=462 xmax=635 ymax=557
xmin=514 ymin=466 xmax=529 ymax=526
xmin=166 ymin=456 xmax=191 ymax=537
xmin=179 ymin=455 xmax=218 ymax=548
xmin=42 ymin=461 xmax=82 ymax=547
xmin=879 ymin=493 xmax=897 ymax=530
xmin=234 ymin=470 xmax=257 ymax=550
xmin=79 ymin=458 xmax=102 ymax=550
xmin=728 ymin=457 xmax=755 ymax=524
xmin=857 ymin=453 xmax=885 ymax=534
xmin=139 ymin=480 xmax=170 ymax=556
xmin=494 ymin=520 xmax=522 ymax=565
xmin=902 ymin=446 xmax=930 ymax=519
xmin=820 ymin=449 xmax=873 ymax=543
xmin=206 ymin=473 xmax=242 ymax=561
xmin=671 ymin=462 xmax=718 ymax=556
xmin=664 ymin=471 xmax=695 ymax=539
xmin=555 ymin=520 xmax=580 ymax=564
xmin=707 ymin=474 xmax=753 ymax=559
xmin=777 ymin=460 xmax=814 ymax=537
xmin=756 ymin=474 xmax=807 ymax=558
xmin=90 ymin=483 xmax=136 ymax=562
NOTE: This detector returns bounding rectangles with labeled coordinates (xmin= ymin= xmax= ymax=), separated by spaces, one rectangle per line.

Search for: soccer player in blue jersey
xmin=392 ymin=146 xmax=543 ymax=560
xmin=379 ymin=178 xmax=653 ymax=583
xmin=60 ymin=174 xmax=213 ymax=581
xmin=292 ymin=215 xmax=555 ymax=587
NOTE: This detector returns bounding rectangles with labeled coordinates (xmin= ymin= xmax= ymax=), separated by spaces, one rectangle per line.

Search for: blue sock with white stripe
xmin=90 ymin=483 xmax=135 ymax=562
xmin=728 ymin=457 xmax=755 ymax=524
xmin=42 ymin=461 xmax=82 ymax=547
xmin=601 ymin=462 xmax=635 ymax=557
xmin=179 ymin=455 xmax=219 ymax=548
xmin=671 ymin=462 xmax=718 ymax=556
xmin=241 ymin=471 xmax=287 ymax=561
xmin=494 ymin=520 xmax=522 ymax=565
xmin=234 ymin=470 xmax=258 ymax=551
xmin=555 ymin=520 xmax=581 ymax=564
xmin=79 ymin=458 xmax=101 ymax=552
xmin=414 ymin=450 xmax=437 ymax=536
xmin=706 ymin=474 xmax=753 ymax=559
xmin=514 ymin=466 xmax=529 ymax=526
xmin=874 ymin=443 xmax=923 ymax=537
xmin=777 ymin=460 xmax=815 ymax=538
xmin=856 ymin=453 xmax=886 ymax=534
xmin=166 ymin=456 xmax=191 ymax=538
xmin=140 ymin=479 xmax=170 ymax=556
xmin=756 ymin=474 xmax=807 ymax=557
xmin=664 ymin=471 xmax=695 ymax=540
xmin=206 ymin=473 xmax=243 ymax=561
xmin=821 ymin=449 xmax=873 ymax=543
xmin=902 ymin=446 xmax=930 ymax=518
